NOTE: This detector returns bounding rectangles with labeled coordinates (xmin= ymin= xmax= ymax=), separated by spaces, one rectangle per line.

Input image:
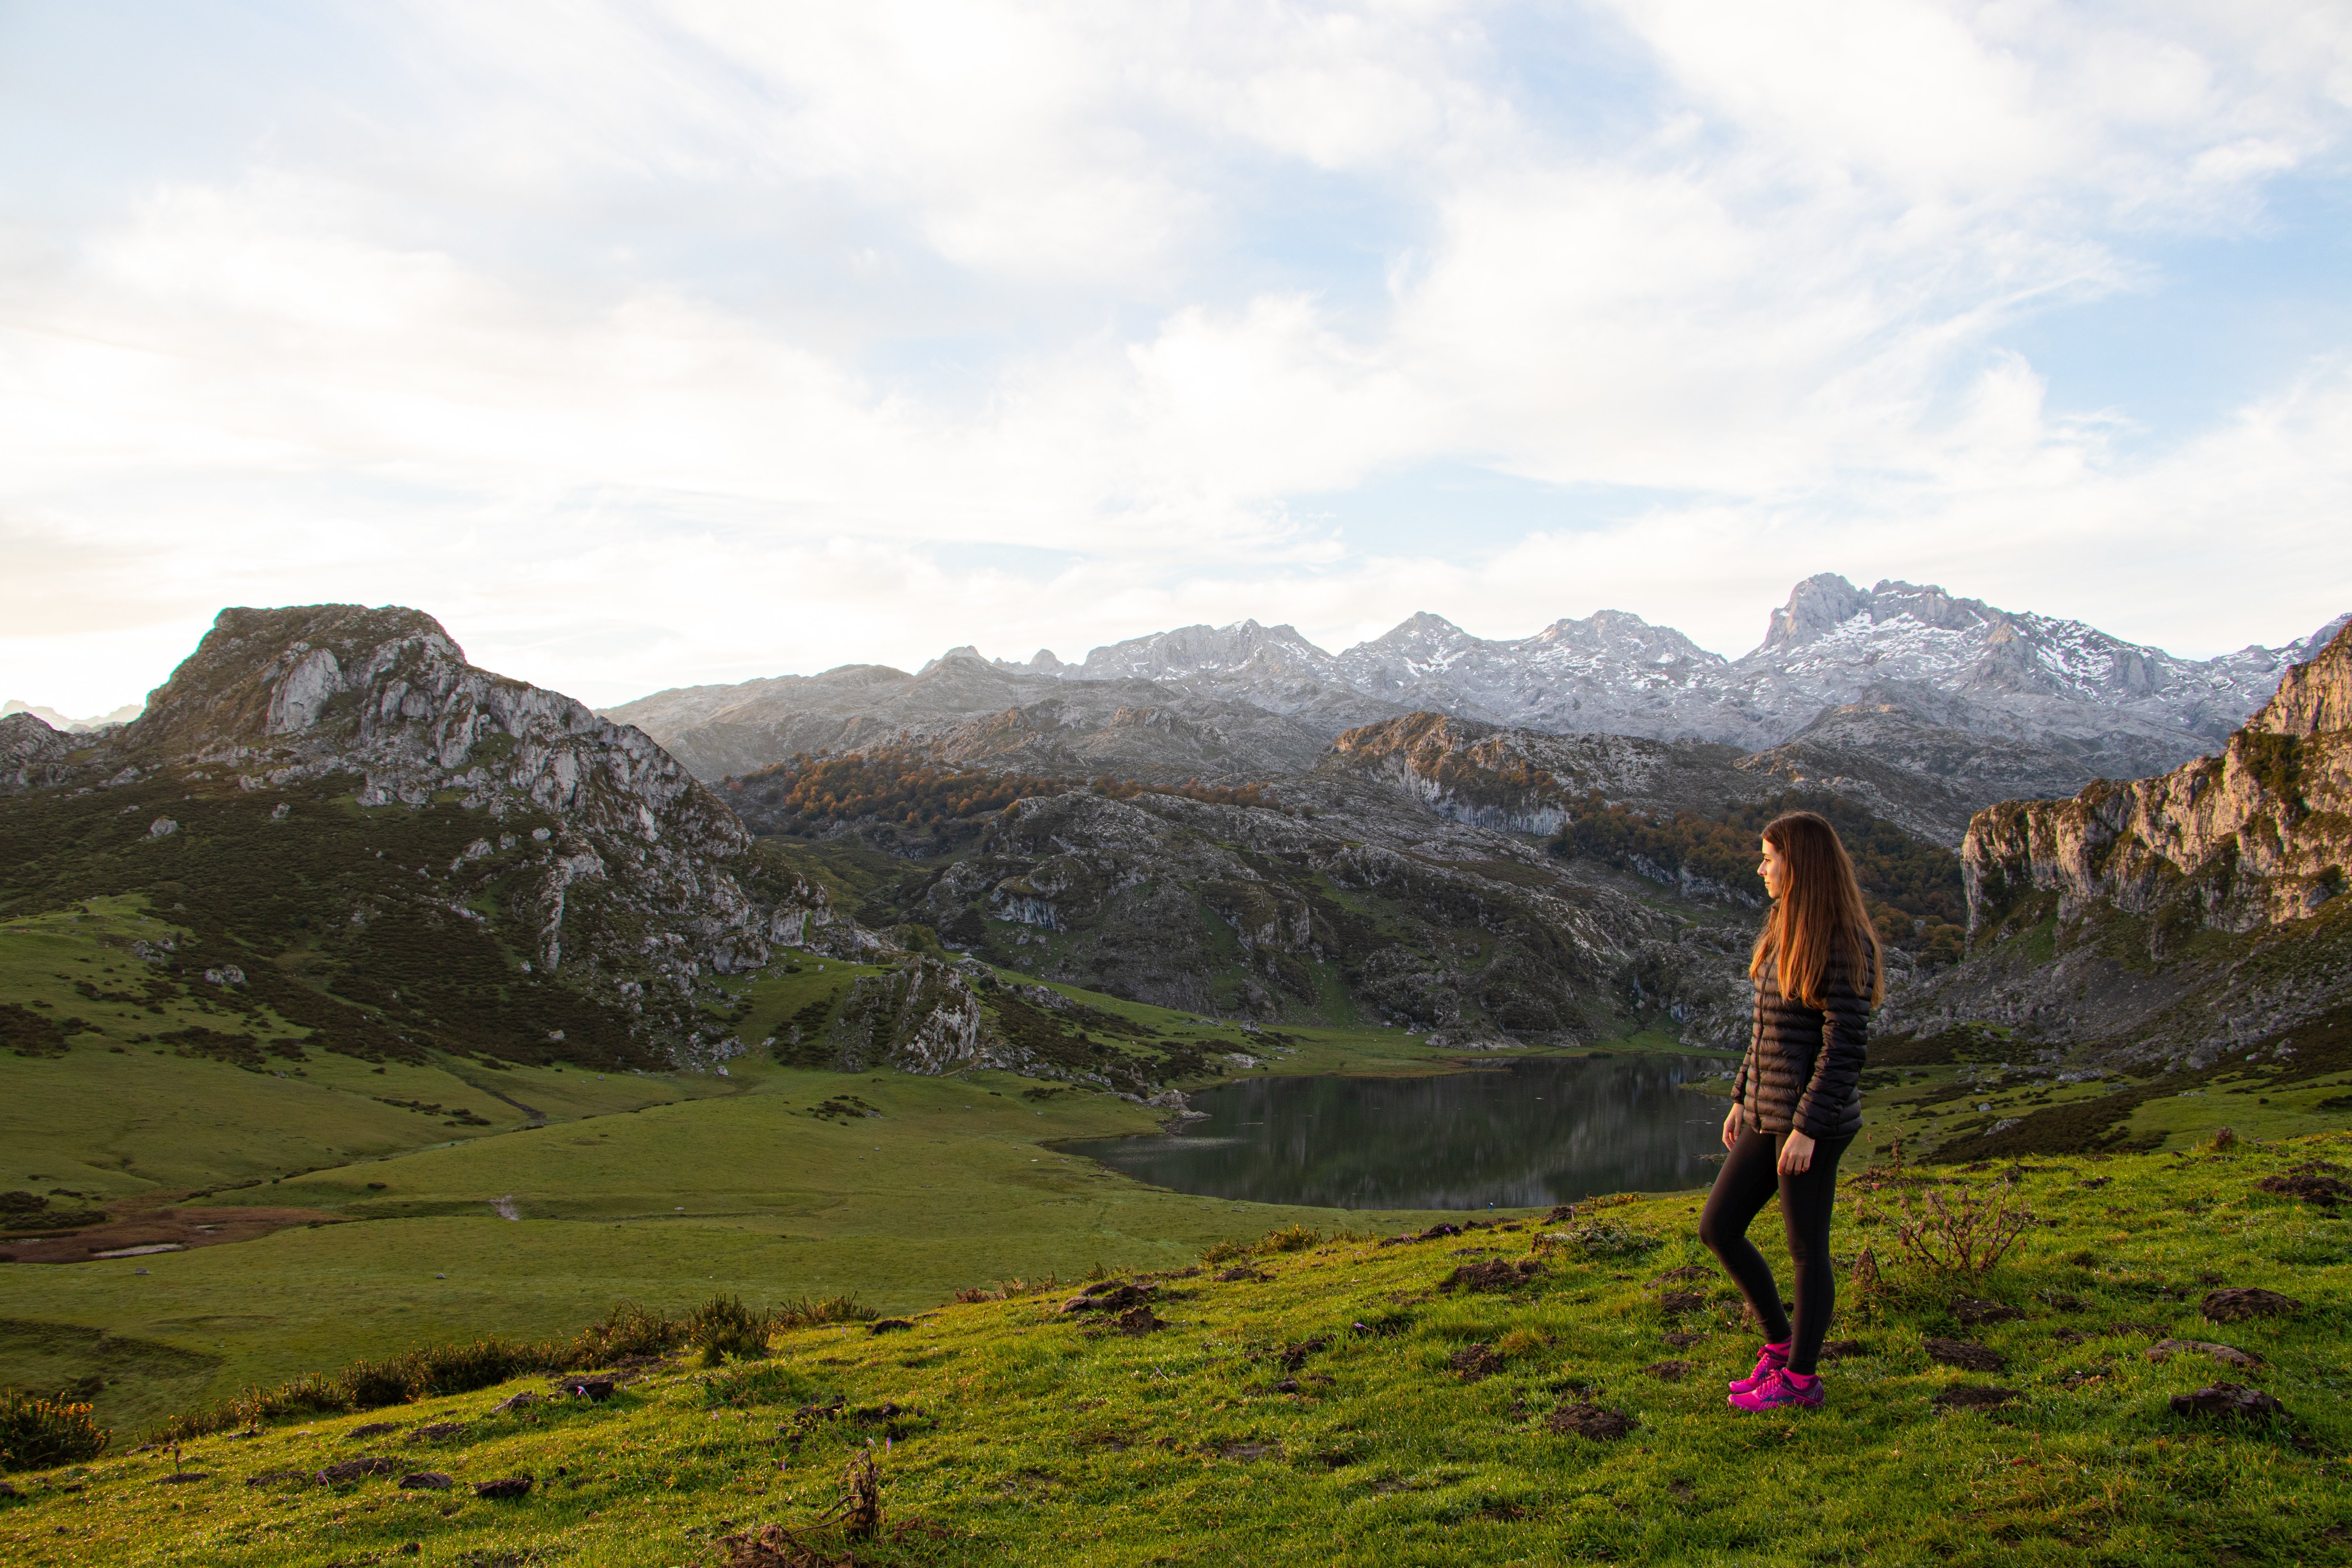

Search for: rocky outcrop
xmin=1321 ymin=711 xmax=1765 ymax=834
xmin=102 ymin=605 xmax=774 ymax=989
xmin=1875 ymin=623 xmax=2352 ymax=1062
xmin=0 ymin=604 xmax=892 ymax=1069
xmin=1 ymin=711 xmax=76 ymax=794
xmin=875 ymin=777 xmax=1756 ymax=1046
xmin=1964 ymin=621 xmax=2352 ymax=938
xmin=825 ymin=956 xmax=1003 ymax=1073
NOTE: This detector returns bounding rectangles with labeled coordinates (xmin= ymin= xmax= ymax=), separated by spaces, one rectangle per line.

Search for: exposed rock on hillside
xmin=603 ymin=651 xmax=1340 ymax=785
xmin=825 ymin=956 xmax=1002 ymax=1073
xmin=1885 ymin=622 xmax=2352 ymax=1061
xmin=0 ymin=604 xmax=865 ymax=1069
xmin=1320 ymin=712 xmax=1766 ymax=834
xmin=854 ymin=777 xmax=1761 ymax=1048
xmin=1965 ymin=621 xmax=2352 ymax=938
xmin=1 ymin=711 xmax=75 ymax=793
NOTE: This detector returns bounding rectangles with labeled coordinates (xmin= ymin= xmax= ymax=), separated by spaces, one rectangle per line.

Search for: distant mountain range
xmin=0 ymin=697 xmax=144 ymax=733
xmin=603 ymin=575 xmax=2348 ymax=817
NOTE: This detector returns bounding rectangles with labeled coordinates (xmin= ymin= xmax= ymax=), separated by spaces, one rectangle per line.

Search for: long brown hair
xmin=1750 ymin=810 xmax=1884 ymax=1008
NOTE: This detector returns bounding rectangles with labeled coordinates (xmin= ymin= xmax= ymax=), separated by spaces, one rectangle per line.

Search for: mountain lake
xmin=1062 ymin=1052 xmax=1733 ymax=1211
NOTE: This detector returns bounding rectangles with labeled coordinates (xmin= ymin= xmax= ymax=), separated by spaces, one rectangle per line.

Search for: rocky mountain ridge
xmin=606 ymin=576 xmax=2345 ymax=802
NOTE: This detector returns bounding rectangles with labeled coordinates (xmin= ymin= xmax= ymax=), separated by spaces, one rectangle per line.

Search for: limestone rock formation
xmin=0 ymin=711 xmax=75 ymax=794
xmin=1882 ymin=622 xmax=2352 ymax=1061
xmin=825 ymin=956 xmax=1002 ymax=1073
xmin=1964 ymin=620 xmax=2352 ymax=937
xmin=0 ymin=604 xmax=873 ymax=1069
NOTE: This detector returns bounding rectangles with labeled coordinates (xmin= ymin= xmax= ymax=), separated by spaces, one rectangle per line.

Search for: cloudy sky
xmin=4 ymin=1 xmax=2349 ymax=714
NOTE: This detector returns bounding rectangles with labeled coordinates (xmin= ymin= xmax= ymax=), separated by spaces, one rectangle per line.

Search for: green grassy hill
xmin=0 ymin=935 xmax=1484 ymax=1436
xmin=4 ymin=1133 xmax=2346 ymax=1566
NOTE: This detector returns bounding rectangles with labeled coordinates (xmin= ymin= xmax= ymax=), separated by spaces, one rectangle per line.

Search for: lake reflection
xmin=1063 ymin=1054 xmax=1728 ymax=1210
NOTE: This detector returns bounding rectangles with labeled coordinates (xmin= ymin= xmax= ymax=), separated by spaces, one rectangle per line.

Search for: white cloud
xmin=1 ymin=0 xmax=2348 ymax=715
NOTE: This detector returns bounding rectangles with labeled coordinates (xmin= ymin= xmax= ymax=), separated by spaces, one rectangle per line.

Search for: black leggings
xmin=1697 ymin=1124 xmax=1853 ymax=1376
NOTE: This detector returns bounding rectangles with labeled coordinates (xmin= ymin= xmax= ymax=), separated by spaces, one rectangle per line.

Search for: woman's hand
xmin=1779 ymin=1129 xmax=1817 ymax=1174
xmin=1720 ymin=1105 xmax=1741 ymax=1150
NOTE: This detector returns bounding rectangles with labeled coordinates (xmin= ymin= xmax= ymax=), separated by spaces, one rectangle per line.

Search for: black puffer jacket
xmin=1731 ymin=948 xmax=1871 ymax=1140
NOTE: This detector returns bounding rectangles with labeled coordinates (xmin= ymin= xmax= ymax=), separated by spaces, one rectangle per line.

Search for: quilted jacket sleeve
xmin=1791 ymin=950 xmax=1870 ymax=1140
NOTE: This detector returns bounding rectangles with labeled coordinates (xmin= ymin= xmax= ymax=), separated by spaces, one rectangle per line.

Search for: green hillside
xmin=4 ymin=1134 xmax=2345 ymax=1566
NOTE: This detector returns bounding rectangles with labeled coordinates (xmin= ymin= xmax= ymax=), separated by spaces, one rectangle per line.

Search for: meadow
xmin=3 ymin=1133 xmax=2345 ymax=1566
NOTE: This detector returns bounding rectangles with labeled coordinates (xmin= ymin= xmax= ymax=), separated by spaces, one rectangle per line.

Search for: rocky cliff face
xmin=1321 ymin=712 xmax=1765 ymax=835
xmin=1964 ymin=621 xmax=2352 ymax=939
xmin=1 ymin=604 xmax=853 ymax=1068
xmin=1877 ymin=622 xmax=2352 ymax=1065
xmin=1 ymin=711 xmax=75 ymax=793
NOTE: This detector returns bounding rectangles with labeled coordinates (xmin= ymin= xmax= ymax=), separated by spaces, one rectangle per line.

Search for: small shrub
xmin=1891 ymin=1181 xmax=2036 ymax=1284
xmin=338 ymin=1356 xmax=420 ymax=1411
xmin=1552 ymin=1220 xmax=1663 ymax=1259
xmin=1 ymin=1390 xmax=111 ymax=1470
xmin=773 ymin=1294 xmax=877 ymax=1331
xmin=1199 ymin=1240 xmax=1250 ymax=1267
xmin=1256 ymin=1225 xmax=1322 ymax=1255
xmin=567 ymin=1301 xmax=686 ymax=1364
xmin=701 ymin=1362 xmax=824 ymax=1409
xmin=407 ymin=1339 xmax=538 ymax=1396
xmin=688 ymin=1295 xmax=773 ymax=1367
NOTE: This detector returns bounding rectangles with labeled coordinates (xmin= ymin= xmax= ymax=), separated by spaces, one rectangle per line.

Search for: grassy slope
xmin=7 ymin=1135 xmax=2348 ymax=1567
xmin=0 ymin=952 xmax=1507 ymax=1436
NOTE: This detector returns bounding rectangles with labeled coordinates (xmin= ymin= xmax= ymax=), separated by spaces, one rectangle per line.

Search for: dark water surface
xmin=1063 ymin=1054 xmax=1728 ymax=1211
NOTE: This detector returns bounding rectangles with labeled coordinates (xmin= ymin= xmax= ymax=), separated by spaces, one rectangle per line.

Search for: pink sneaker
xmin=1729 ymin=1367 xmax=1823 ymax=1412
xmin=1728 ymin=1341 xmax=1790 ymax=1395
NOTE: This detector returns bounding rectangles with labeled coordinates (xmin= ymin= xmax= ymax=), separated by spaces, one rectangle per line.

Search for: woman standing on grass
xmin=1701 ymin=809 xmax=1882 ymax=1413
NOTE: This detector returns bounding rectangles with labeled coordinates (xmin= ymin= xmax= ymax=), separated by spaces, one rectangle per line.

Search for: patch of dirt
xmin=1651 ymin=1265 xmax=1712 ymax=1284
xmin=1661 ymin=1331 xmax=1706 ymax=1348
xmin=244 ymin=1468 xmax=312 ymax=1490
xmin=2147 ymin=1339 xmax=2263 ymax=1370
xmin=1642 ymin=1359 xmax=1692 ymax=1382
xmin=1449 ymin=1344 xmax=1504 ymax=1383
xmin=1949 ymin=1298 xmax=2025 ymax=1327
xmin=1546 ymin=1403 xmax=1633 ymax=1441
xmin=2170 ymin=1383 xmax=2285 ymax=1420
xmin=2202 ymin=1287 xmax=2302 ymax=1323
xmin=398 ymin=1472 xmax=454 ymax=1490
xmin=1109 ymin=1305 xmax=1166 ymax=1336
xmin=1438 ymin=1258 xmax=1540 ymax=1293
xmin=1218 ymin=1441 xmax=1281 ymax=1461
xmin=1657 ymin=1290 xmax=1707 ymax=1315
xmin=1277 ymin=1336 xmax=1329 ymax=1371
xmin=406 ymin=1423 xmax=468 ymax=1443
xmin=0 ymin=1205 xmax=342 ymax=1265
xmin=1931 ymin=1386 xmax=2019 ymax=1411
xmin=1214 ymin=1267 xmax=1269 ymax=1283
xmin=474 ymin=1476 xmax=533 ymax=1499
xmin=715 ymin=1522 xmax=855 ymax=1568
xmin=316 ymin=1457 xmax=401 ymax=1484
xmin=1818 ymin=1340 xmax=1867 ymax=1363
xmin=1924 ymin=1338 xmax=2007 ymax=1372
xmin=347 ymin=1422 xmax=405 ymax=1440
xmin=2256 ymin=1172 xmax=2350 ymax=1207
xmin=1059 ymin=1282 xmax=1154 ymax=1316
